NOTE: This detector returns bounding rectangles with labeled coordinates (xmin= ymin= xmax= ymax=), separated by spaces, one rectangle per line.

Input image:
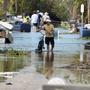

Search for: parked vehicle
xmin=13 ymin=21 xmax=31 ymax=32
xmin=0 ymin=21 xmax=13 ymax=43
xmin=84 ymin=24 xmax=90 ymax=29
xmin=13 ymin=21 xmax=23 ymax=31
xmin=84 ymin=42 xmax=90 ymax=49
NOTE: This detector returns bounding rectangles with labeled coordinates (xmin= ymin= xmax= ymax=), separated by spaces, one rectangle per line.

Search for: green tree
xmin=73 ymin=0 xmax=87 ymax=23
xmin=0 ymin=0 xmax=88 ymax=22
xmin=51 ymin=0 xmax=69 ymax=21
xmin=0 ymin=0 xmax=4 ymax=16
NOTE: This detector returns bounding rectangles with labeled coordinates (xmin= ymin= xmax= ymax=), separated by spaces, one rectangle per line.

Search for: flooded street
xmin=0 ymin=28 xmax=90 ymax=85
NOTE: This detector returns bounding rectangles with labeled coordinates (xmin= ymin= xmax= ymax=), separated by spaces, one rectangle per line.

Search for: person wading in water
xmin=42 ymin=19 xmax=55 ymax=52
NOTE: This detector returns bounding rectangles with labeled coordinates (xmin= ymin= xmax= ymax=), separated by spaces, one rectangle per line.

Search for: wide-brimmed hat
xmin=46 ymin=19 xmax=51 ymax=22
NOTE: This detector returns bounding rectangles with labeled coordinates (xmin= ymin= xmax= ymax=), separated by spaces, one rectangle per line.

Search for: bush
xmin=61 ymin=21 xmax=70 ymax=29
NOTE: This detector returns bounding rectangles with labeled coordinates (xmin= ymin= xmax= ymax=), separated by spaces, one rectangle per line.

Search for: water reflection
xmin=34 ymin=44 xmax=90 ymax=84
xmin=0 ymin=50 xmax=31 ymax=82
xmin=80 ymin=44 xmax=90 ymax=64
xmin=35 ymin=52 xmax=54 ymax=78
xmin=71 ymin=69 xmax=90 ymax=84
xmin=44 ymin=52 xmax=54 ymax=79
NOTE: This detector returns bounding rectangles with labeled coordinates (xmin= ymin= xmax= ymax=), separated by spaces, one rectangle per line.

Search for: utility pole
xmin=88 ymin=0 xmax=90 ymax=23
xmin=81 ymin=4 xmax=84 ymax=26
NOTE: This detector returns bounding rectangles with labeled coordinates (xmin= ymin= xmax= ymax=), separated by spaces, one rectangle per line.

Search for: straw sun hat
xmin=46 ymin=19 xmax=51 ymax=22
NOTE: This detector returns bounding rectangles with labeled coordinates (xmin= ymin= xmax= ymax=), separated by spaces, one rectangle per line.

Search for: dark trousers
xmin=45 ymin=37 xmax=54 ymax=48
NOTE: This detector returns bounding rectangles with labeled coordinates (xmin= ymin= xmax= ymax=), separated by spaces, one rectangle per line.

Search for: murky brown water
xmin=31 ymin=49 xmax=90 ymax=84
xmin=0 ymin=47 xmax=89 ymax=84
xmin=0 ymin=30 xmax=90 ymax=84
xmin=0 ymin=50 xmax=31 ymax=82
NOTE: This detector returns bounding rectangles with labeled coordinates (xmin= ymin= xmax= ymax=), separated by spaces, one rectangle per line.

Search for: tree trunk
xmin=87 ymin=0 xmax=90 ymax=23
xmin=15 ymin=0 xmax=18 ymax=14
xmin=3 ymin=0 xmax=9 ymax=13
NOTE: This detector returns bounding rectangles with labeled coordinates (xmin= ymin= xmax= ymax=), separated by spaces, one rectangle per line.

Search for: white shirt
xmin=42 ymin=14 xmax=50 ymax=22
xmin=31 ymin=14 xmax=38 ymax=24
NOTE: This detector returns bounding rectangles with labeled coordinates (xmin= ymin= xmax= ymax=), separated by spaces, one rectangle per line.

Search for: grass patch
xmin=80 ymin=37 xmax=90 ymax=40
xmin=0 ymin=48 xmax=30 ymax=56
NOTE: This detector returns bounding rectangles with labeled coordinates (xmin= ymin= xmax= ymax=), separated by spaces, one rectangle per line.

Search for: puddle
xmin=0 ymin=50 xmax=31 ymax=82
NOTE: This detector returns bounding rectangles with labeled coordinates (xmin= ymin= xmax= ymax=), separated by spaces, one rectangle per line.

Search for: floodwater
xmin=0 ymin=28 xmax=90 ymax=84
